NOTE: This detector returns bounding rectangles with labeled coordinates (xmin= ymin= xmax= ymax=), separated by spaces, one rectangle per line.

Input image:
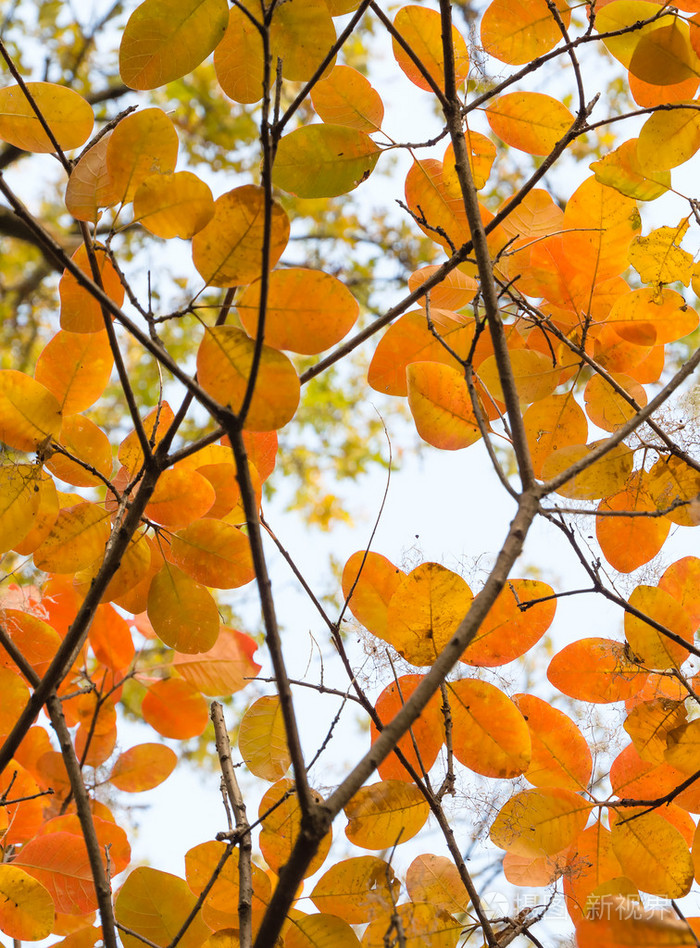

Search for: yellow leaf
xmin=270 ymin=0 xmax=336 ymax=82
xmin=481 ymin=0 xmax=571 ymax=65
xmin=490 ymin=788 xmax=592 ymax=857
xmin=238 ymin=695 xmax=290 ymax=780
xmin=486 ymin=91 xmax=573 ymax=155
xmin=344 ymin=780 xmax=429 ymax=849
xmin=0 ymin=82 xmax=93 ymax=152
xmin=341 ymin=550 xmax=404 ymax=643
xmin=311 ymin=856 xmax=400 ymax=924
xmin=170 ymin=519 xmax=255 ymax=589
xmin=147 ymin=564 xmax=220 ymax=653
xmin=192 ymin=185 xmax=289 ymax=286
xmin=285 ymin=913 xmax=359 ymax=948
xmin=0 ymin=464 xmax=42 ymax=554
xmin=624 ymin=584 xmax=692 ymax=670
xmin=259 ymin=779 xmax=331 ymax=877
xmin=134 ymin=171 xmax=214 ymax=239
xmin=105 ymin=108 xmax=179 ymax=205
xmin=610 ymin=809 xmax=694 ymax=898
xmin=311 ymin=64 xmax=384 ymax=132
xmin=405 ymin=854 xmax=470 ymax=914
xmin=0 ymin=370 xmax=61 ymax=452
xmin=0 ymin=865 xmax=54 ymax=941
xmin=119 ymin=0 xmax=229 ymax=90
xmin=629 ymin=220 xmax=694 ymax=285
xmin=272 ymin=125 xmax=380 ymax=199
xmin=406 ymin=361 xmax=483 ymax=451
xmin=115 ymin=867 xmax=210 ymax=948
xmin=33 ymin=501 xmax=111 ymax=574
xmin=214 ymin=4 xmax=264 ymax=104
xmin=590 ymin=138 xmax=671 ymax=202
xmin=392 ymin=5 xmax=469 ymax=92
xmin=637 ymin=105 xmax=700 ymax=171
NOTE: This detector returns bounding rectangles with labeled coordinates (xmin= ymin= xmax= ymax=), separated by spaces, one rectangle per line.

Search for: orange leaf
xmin=524 ymin=393 xmax=588 ymax=479
xmin=35 ymin=329 xmax=114 ymax=415
xmin=341 ymin=550 xmax=404 ymax=643
xmin=448 ymin=678 xmax=531 ymax=778
xmin=14 ymin=832 xmax=98 ymax=914
xmin=59 ymin=245 xmax=125 ymax=334
xmin=597 ymin=473 xmax=671 ymax=573
xmin=141 ymin=678 xmax=209 ymax=739
xmin=548 ymin=638 xmax=648 ymax=703
xmin=110 ymin=743 xmax=177 ymax=792
xmin=371 ymin=675 xmax=444 ymax=781
xmin=169 ymin=519 xmax=255 ymax=589
xmin=105 ymin=108 xmax=178 ymax=205
xmin=486 ymin=92 xmax=573 ymax=155
xmin=610 ymin=807 xmax=694 ymax=898
xmin=45 ymin=415 xmax=112 ymax=488
xmin=625 ymin=584 xmax=692 ymax=670
xmin=197 ymin=325 xmax=300 ymax=430
xmin=172 ymin=626 xmax=261 ymax=696
xmin=87 ymin=603 xmax=136 ymax=671
xmin=64 ymin=134 xmax=114 ymax=222
xmin=144 ymin=467 xmax=215 ymax=529
xmin=214 ymin=4 xmax=265 ymax=104
xmin=407 ymin=361 xmax=483 ymax=450
xmin=361 ymin=901 xmax=464 ymax=948
xmin=133 ymin=171 xmax=214 ymax=239
xmin=285 ymin=914 xmax=359 ymax=948
xmin=392 ymin=5 xmax=469 ymax=92
xmin=514 ymin=693 xmax=592 ymax=791
xmin=33 ymin=501 xmax=111 ymax=574
xmin=0 ymin=609 xmax=60 ymax=680
xmin=237 ymin=268 xmax=359 ymax=355
xmin=405 ymin=853 xmax=470 ymax=914
xmin=0 ymin=464 xmax=43 ymax=553
xmin=118 ymin=402 xmax=175 ymax=476
xmin=311 ymin=64 xmax=384 ymax=132
xmin=481 ymin=0 xmax=572 ymax=65
xmin=115 ymin=867 xmax=210 ymax=948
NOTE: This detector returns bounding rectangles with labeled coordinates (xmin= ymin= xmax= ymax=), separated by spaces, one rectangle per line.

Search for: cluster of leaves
xmin=4 ymin=0 xmax=700 ymax=947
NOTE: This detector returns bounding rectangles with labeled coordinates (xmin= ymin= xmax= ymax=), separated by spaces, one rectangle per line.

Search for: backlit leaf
xmin=0 ymin=865 xmax=54 ymax=941
xmin=64 ymin=134 xmax=114 ymax=222
xmin=0 ymin=82 xmax=92 ymax=152
xmin=479 ymin=349 xmax=561 ymax=405
xmin=147 ymin=563 xmax=220 ymax=653
xmin=270 ymin=0 xmax=336 ymax=82
xmin=385 ymin=562 xmax=473 ymax=665
xmin=116 ymin=867 xmax=210 ymax=948
xmin=461 ymin=578 xmax=556 ymax=667
xmin=59 ymin=245 xmax=125 ymax=334
xmin=344 ymin=780 xmax=429 ymax=849
xmin=0 ymin=668 xmax=30 ymax=738
xmin=119 ymin=0 xmax=228 ymax=90
xmin=311 ymin=856 xmax=399 ymax=924
xmin=0 ymin=609 xmax=61 ymax=680
xmin=14 ymin=832 xmax=97 ymax=914
xmin=172 ymin=626 xmax=261 ymax=695
xmin=0 ymin=464 xmax=43 ymax=553
xmin=407 ymin=267 xmax=478 ymax=311
xmin=144 ymin=466 xmax=216 ymax=529
xmin=584 ymin=372 xmax=647 ymax=431
xmin=392 ymin=5 xmax=469 ymax=92
xmin=481 ymin=0 xmax=571 ymax=65
xmin=118 ymin=402 xmax=175 ymax=476
xmin=361 ymin=902 xmax=462 ymax=948
xmin=311 ymin=65 xmax=384 ymax=132
xmin=524 ymin=392 xmax=588 ymax=479
xmin=197 ymin=325 xmax=299 ymax=430
xmin=134 ymin=171 xmax=214 ymax=239
xmin=192 ymin=185 xmax=289 ymax=287
xmin=170 ymin=518 xmax=255 ymax=589
xmin=259 ymin=779 xmax=331 ymax=877
xmin=629 ymin=220 xmax=694 ymax=285
xmin=237 ymin=268 xmax=359 ymax=354
xmin=637 ymin=105 xmax=700 ymax=171
xmin=406 ymin=361 xmax=483 ymax=451
xmin=625 ymin=697 xmax=687 ymax=764
xmin=659 ymin=557 xmax=700 ymax=629
xmin=272 ymin=125 xmax=380 ymax=198
xmin=486 ymin=92 xmax=573 ymax=155
xmin=214 ymin=4 xmax=264 ymax=104
xmin=0 ymin=371 xmax=61 ymax=451
xmin=649 ymin=454 xmax=700 ymax=526
xmin=597 ymin=473 xmax=671 ymax=573
xmin=371 ymin=675 xmax=444 ymax=781
xmin=33 ymin=501 xmax=110 ymax=574
xmin=514 ymin=693 xmax=592 ymax=790
xmin=542 ymin=441 xmax=634 ymax=500
xmin=286 ymin=913 xmax=359 ymax=948
xmin=341 ymin=550 xmax=404 ymax=642
xmin=628 ymin=19 xmax=699 ymax=86
xmin=405 ymin=854 xmax=469 ymax=914
xmin=110 ymin=743 xmax=177 ymax=792
xmin=35 ymin=329 xmax=114 ymax=415
xmin=610 ymin=808 xmax=694 ymax=898
xmin=665 ymin=718 xmax=700 ymax=774
xmin=591 ymin=138 xmax=671 ymax=201
xmin=239 ymin=695 xmax=290 ymax=780
xmin=141 ymin=678 xmax=209 ymax=739
xmin=607 ymin=288 xmax=697 ymax=346
xmin=490 ymin=788 xmax=592 ymax=857
xmin=448 ymin=678 xmax=531 ymax=778
xmin=105 ymin=108 xmax=179 ymax=205
xmin=45 ymin=415 xmax=112 ymax=488
xmin=548 ymin=638 xmax=648 ymax=703
xmin=625 ymin=584 xmax=692 ymax=670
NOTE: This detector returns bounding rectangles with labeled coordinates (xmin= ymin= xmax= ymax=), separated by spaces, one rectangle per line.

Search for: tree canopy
xmin=2 ymin=1 xmax=700 ymax=947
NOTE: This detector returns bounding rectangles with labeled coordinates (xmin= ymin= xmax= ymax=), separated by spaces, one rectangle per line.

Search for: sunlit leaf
xmin=0 ymin=608 xmax=60 ymax=681
xmin=33 ymin=501 xmax=110 ymax=574
xmin=170 ymin=518 xmax=255 ymax=589
xmin=272 ymin=125 xmax=380 ymax=198
xmin=0 ymin=371 xmax=61 ymax=452
xmin=461 ymin=578 xmax=556 ymax=667
xmin=486 ymin=92 xmax=573 ymax=155
xmin=637 ymin=105 xmax=700 ymax=171
xmin=140 ymin=678 xmax=209 ymax=739
xmin=513 ymin=693 xmax=592 ymax=791
xmin=64 ymin=134 xmax=114 ymax=222
xmin=311 ymin=65 xmax=384 ymax=132
xmin=448 ymin=678 xmax=531 ymax=778
xmin=311 ymin=856 xmax=399 ymax=924
xmin=286 ymin=913 xmax=359 ymax=948
xmin=607 ymin=288 xmax=698 ymax=346
xmin=490 ymin=788 xmax=592 ymax=857
xmin=405 ymin=854 xmax=469 ymax=914
xmin=341 ymin=550 xmax=404 ymax=643
xmin=147 ymin=563 xmax=220 ymax=653
xmin=14 ymin=832 xmax=97 ymax=915
xmin=548 ymin=638 xmax=648 ymax=703
xmin=35 ymin=329 xmax=114 ymax=415
xmin=118 ymin=402 xmax=175 ymax=476
xmin=214 ymin=4 xmax=264 ymax=104
xmin=371 ymin=675 xmax=444 ymax=781
xmin=259 ymin=779 xmax=331 ymax=877
xmin=406 ymin=360 xmax=483 ymax=451
xmin=481 ymin=0 xmax=571 ymax=65
xmin=610 ymin=808 xmax=694 ymax=898
xmin=172 ymin=626 xmax=261 ymax=695
xmin=541 ymin=440 xmax=634 ymax=500
xmin=0 ymin=865 xmax=54 ymax=941
xmin=105 ymin=108 xmax=178 ymax=205
xmin=110 ymin=743 xmax=177 ymax=792
xmin=392 ymin=5 xmax=469 ymax=92
xmin=270 ymin=0 xmax=336 ymax=82
xmin=0 ymin=82 xmax=92 ymax=152
xmin=192 ymin=185 xmax=289 ymax=287
xmin=649 ymin=455 xmax=700 ymax=526
xmin=524 ymin=392 xmax=588 ymax=479
xmin=45 ymin=415 xmax=112 ymax=488
xmin=591 ymin=138 xmax=671 ymax=201
xmin=361 ymin=902 xmax=463 ymax=948
xmin=238 ymin=695 xmax=290 ymax=780
xmin=659 ymin=557 xmax=700 ymax=629
xmin=144 ymin=466 xmax=216 ymax=529
xmin=407 ymin=267 xmax=478 ymax=311
xmin=59 ymin=245 xmax=125 ymax=334
xmin=385 ymin=562 xmax=473 ymax=665
xmin=116 ymin=867 xmax=210 ymax=948
xmin=87 ymin=602 xmax=136 ymax=669
xmin=0 ymin=464 xmax=43 ymax=553
xmin=625 ymin=697 xmax=686 ymax=767
xmin=479 ymin=349 xmax=561 ymax=405
xmin=134 ymin=171 xmax=214 ymax=239
xmin=625 ymin=584 xmax=692 ymax=670
xmin=584 ymin=372 xmax=647 ymax=431
xmin=119 ymin=0 xmax=228 ymax=90
xmin=597 ymin=472 xmax=671 ymax=573
xmin=237 ymin=268 xmax=359 ymax=354
xmin=344 ymin=780 xmax=429 ymax=849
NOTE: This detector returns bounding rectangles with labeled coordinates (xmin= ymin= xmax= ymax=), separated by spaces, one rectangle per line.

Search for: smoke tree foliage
xmin=5 ymin=0 xmax=700 ymax=945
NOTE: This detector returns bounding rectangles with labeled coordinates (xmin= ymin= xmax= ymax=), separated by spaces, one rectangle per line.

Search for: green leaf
xmin=272 ymin=125 xmax=381 ymax=198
